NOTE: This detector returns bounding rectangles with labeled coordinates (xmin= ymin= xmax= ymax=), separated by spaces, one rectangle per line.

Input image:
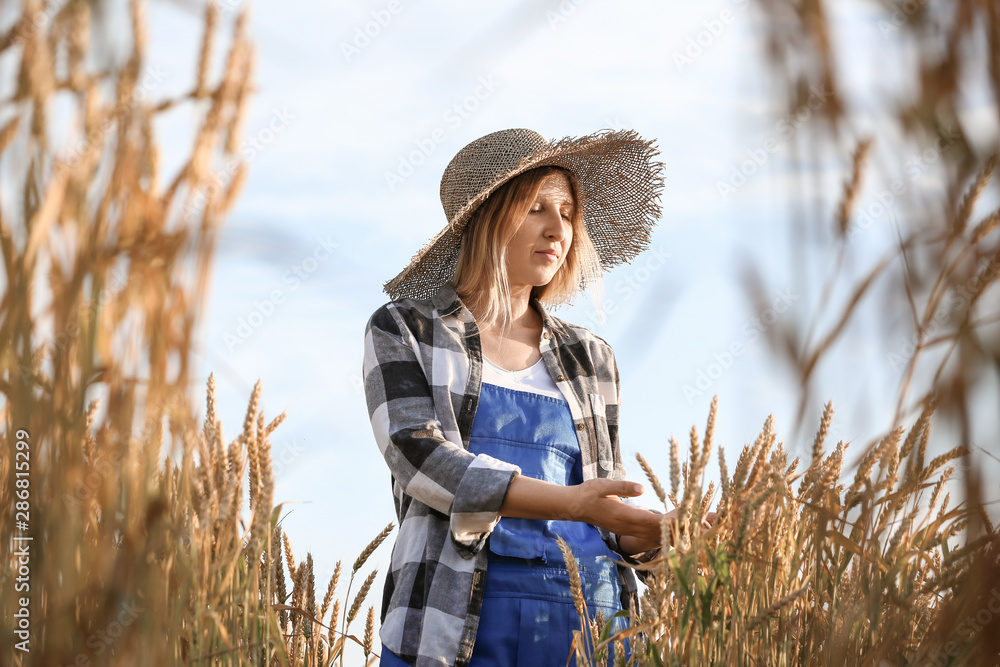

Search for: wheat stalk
xmin=320 ymin=560 xmax=343 ymax=625
xmin=668 ymin=434 xmax=681 ymax=507
xmin=837 ymin=137 xmax=873 ymax=236
xmin=346 ymin=570 xmax=379 ymax=626
xmin=353 ymin=522 xmax=394 ymax=574
xmin=636 ymin=451 xmax=667 ymax=507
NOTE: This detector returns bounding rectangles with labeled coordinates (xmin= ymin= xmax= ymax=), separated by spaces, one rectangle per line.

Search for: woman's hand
xmin=618 ymin=509 xmax=719 ymax=555
xmin=568 ymin=479 xmax=662 ymax=544
xmin=498 ymin=476 xmax=719 ymax=556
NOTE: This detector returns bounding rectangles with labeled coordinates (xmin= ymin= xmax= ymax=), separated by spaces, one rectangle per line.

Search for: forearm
xmin=499 ymin=475 xmax=579 ymax=521
xmin=499 ymin=476 xmax=663 ymax=548
xmin=618 ymin=534 xmax=662 ymax=556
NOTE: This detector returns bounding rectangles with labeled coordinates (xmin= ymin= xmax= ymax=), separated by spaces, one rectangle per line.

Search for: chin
xmin=509 ymin=268 xmax=559 ymax=289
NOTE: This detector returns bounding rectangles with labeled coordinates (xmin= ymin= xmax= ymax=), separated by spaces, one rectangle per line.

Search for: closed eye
xmin=529 ymin=203 xmax=574 ymax=220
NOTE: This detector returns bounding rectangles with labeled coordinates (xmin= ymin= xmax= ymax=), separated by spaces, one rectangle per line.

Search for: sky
xmin=6 ymin=0 xmax=999 ymax=661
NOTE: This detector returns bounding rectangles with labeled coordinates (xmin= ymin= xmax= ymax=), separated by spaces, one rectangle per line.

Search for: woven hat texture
xmin=382 ymin=127 xmax=664 ymax=302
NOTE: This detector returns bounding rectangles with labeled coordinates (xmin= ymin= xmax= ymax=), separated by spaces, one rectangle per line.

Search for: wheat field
xmin=0 ymin=1 xmax=388 ymax=664
xmin=2 ymin=0 xmax=998 ymax=666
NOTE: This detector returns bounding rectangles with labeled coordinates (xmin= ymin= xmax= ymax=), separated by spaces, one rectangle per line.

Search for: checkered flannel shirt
xmin=362 ymin=280 xmax=658 ymax=667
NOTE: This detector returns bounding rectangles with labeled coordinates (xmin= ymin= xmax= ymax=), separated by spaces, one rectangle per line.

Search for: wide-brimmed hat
xmin=382 ymin=127 xmax=664 ymax=302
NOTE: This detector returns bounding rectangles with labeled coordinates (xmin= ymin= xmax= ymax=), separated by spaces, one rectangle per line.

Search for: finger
xmin=611 ymin=480 xmax=644 ymax=497
xmin=623 ymin=507 xmax=662 ymax=533
xmin=590 ymin=478 xmax=644 ymax=499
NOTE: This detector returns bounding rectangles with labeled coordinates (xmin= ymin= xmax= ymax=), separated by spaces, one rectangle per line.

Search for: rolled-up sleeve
xmin=363 ymin=305 xmax=520 ymax=557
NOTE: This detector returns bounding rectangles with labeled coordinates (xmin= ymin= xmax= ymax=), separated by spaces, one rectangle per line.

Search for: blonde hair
xmin=453 ymin=166 xmax=605 ymax=335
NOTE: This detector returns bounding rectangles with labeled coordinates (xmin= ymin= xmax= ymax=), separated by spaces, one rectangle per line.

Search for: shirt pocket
xmin=588 ymin=392 xmax=614 ymax=474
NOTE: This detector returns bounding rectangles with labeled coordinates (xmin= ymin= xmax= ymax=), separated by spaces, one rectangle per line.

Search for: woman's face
xmin=505 ymin=170 xmax=575 ymax=290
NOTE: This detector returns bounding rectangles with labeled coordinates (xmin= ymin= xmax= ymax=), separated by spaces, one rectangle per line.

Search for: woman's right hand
xmin=567 ymin=478 xmax=662 ymax=544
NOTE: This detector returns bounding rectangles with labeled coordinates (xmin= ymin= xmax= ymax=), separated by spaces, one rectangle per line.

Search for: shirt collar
xmin=431 ymin=280 xmax=565 ymax=336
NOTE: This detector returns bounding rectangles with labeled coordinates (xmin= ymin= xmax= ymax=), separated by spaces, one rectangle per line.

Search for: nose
xmin=542 ymin=210 xmax=571 ymax=241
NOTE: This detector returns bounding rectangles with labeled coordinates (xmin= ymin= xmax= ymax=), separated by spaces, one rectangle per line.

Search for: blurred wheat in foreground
xmin=0 ymin=1 xmax=391 ymax=665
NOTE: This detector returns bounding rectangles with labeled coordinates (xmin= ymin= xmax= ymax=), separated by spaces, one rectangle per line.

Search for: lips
xmin=536 ymin=249 xmax=559 ymax=259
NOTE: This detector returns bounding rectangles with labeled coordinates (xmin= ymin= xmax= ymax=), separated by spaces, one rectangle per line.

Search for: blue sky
xmin=30 ymin=0 xmax=997 ymax=658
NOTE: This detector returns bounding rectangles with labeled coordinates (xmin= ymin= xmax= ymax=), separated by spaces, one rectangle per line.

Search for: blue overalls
xmin=467 ymin=382 xmax=629 ymax=666
xmin=380 ymin=381 xmax=630 ymax=666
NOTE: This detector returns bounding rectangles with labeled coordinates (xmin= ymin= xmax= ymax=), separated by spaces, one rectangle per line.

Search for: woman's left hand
xmin=618 ymin=509 xmax=718 ymax=555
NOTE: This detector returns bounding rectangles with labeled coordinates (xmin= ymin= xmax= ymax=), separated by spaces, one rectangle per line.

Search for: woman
xmin=363 ymin=128 xmax=667 ymax=667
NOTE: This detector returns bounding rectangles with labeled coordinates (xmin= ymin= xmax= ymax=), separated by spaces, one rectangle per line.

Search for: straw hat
xmin=382 ymin=127 xmax=665 ymax=302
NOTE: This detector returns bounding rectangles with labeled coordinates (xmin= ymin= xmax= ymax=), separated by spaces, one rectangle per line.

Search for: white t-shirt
xmin=481 ymin=354 xmax=564 ymax=400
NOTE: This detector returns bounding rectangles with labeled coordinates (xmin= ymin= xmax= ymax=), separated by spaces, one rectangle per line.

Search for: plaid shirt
xmin=362 ymin=280 xmax=654 ymax=667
